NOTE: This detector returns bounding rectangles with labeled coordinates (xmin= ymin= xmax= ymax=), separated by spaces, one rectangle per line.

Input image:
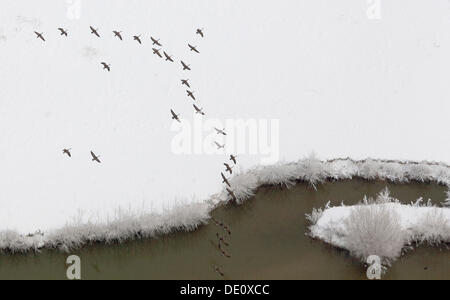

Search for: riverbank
xmin=0 ymin=180 xmax=448 ymax=279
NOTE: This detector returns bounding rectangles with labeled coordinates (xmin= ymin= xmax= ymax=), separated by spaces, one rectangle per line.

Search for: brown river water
xmin=0 ymin=179 xmax=448 ymax=279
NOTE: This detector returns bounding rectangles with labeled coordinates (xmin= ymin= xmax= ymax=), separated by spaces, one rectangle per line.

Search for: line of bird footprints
xmin=212 ymin=217 xmax=232 ymax=277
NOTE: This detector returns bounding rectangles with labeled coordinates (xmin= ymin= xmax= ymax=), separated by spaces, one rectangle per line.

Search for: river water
xmin=0 ymin=179 xmax=448 ymax=279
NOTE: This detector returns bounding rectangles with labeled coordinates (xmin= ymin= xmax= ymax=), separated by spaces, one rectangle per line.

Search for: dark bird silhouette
xmin=163 ymin=51 xmax=174 ymax=62
xmin=152 ymin=48 xmax=163 ymax=58
xmin=196 ymin=28 xmax=204 ymax=38
xmin=188 ymin=44 xmax=200 ymax=53
xmin=214 ymin=142 xmax=225 ymax=150
xmin=62 ymin=148 xmax=72 ymax=157
xmin=181 ymin=79 xmax=190 ymax=88
xmin=193 ymin=104 xmax=205 ymax=116
xmin=34 ymin=31 xmax=45 ymax=42
xmin=171 ymin=109 xmax=181 ymax=123
xmin=230 ymin=154 xmax=237 ymax=164
xmin=226 ymin=187 xmax=237 ymax=202
xmin=220 ymin=249 xmax=231 ymax=258
xmin=186 ymin=90 xmax=196 ymax=101
xmin=101 ymin=62 xmax=111 ymax=72
xmin=133 ymin=35 xmax=142 ymax=44
xmin=224 ymin=163 xmax=233 ymax=174
xmin=216 ymin=233 xmax=229 ymax=246
xmin=214 ymin=265 xmax=224 ymax=277
xmin=150 ymin=36 xmax=162 ymax=46
xmin=90 ymin=151 xmax=101 ymax=163
xmin=181 ymin=61 xmax=191 ymax=71
xmin=221 ymin=172 xmax=231 ymax=187
xmin=113 ymin=31 xmax=123 ymax=40
xmin=58 ymin=28 xmax=68 ymax=37
xmin=214 ymin=128 xmax=227 ymax=136
xmin=90 ymin=26 xmax=100 ymax=38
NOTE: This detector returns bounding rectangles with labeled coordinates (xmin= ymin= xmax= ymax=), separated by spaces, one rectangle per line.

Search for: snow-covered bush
xmin=412 ymin=207 xmax=450 ymax=244
xmin=343 ymin=204 xmax=405 ymax=265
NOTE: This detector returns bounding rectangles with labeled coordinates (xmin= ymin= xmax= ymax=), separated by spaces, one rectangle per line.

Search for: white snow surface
xmin=1 ymin=1 xmax=450 ymax=249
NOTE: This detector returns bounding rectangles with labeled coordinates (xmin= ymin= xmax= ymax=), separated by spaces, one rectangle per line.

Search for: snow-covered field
xmin=1 ymin=1 xmax=450 ymax=248
xmin=307 ymin=188 xmax=450 ymax=266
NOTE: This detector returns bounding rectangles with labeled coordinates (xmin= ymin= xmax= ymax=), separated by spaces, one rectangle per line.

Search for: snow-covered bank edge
xmin=306 ymin=188 xmax=450 ymax=267
xmin=1 ymin=157 xmax=450 ymax=253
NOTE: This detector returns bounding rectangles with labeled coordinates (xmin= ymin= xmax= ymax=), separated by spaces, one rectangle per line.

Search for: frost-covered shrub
xmin=255 ymin=162 xmax=298 ymax=188
xmin=445 ymin=190 xmax=450 ymax=207
xmin=343 ymin=204 xmax=405 ymax=265
xmin=412 ymin=208 xmax=450 ymax=244
xmin=296 ymin=155 xmax=329 ymax=189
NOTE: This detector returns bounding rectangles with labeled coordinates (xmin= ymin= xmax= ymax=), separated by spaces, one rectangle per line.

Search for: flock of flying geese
xmin=38 ymin=25 xmax=239 ymax=277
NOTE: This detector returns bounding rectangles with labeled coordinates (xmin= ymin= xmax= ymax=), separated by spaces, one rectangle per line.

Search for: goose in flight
xmin=186 ymin=90 xmax=196 ymax=101
xmin=133 ymin=35 xmax=142 ymax=44
xmin=214 ymin=128 xmax=227 ymax=136
xmin=224 ymin=163 xmax=233 ymax=174
xmin=226 ymin=187 xmax=237 ymax=201
xmin=181 ymin=61 xmax=191 ymax=71
xmin=152 ymin=48 xmax=163 ymax=58
xmin=214 ymin=142 xmax=225 ymax=150
xmin=150 ymin=36 xmax=162 ymax=46
xmin=214 ymin=265 xmax=224 ymax=277
xmin=163 ymin=51 xmax=174 ymax=62
xmin=196 ymin=28 xmax=204 ymax=38
xmin=171 ymin=109 xmax=181 ymax=123
xmin=90 ymin=151 xmax=101 ymax=163
xmin=216 ymin=233 xmax=229 ymax=246
xmin=113 ymin=31 xmax=123 ymax=40
xmin=193 ymin=104 xmax=205 ymax=116
xmin=181 ymin=79 xmax=190 ymax=88
xmin=58 ymin=28 xmax=68 ymax=37
xmin=101 ymin=62 xmax=111 ymax=72
xmin=188 ymin=44 xmax=200 ymax=53
xmin=221 ymin=172 xmax=231 ymax=187
xmin=34 ymin=31 xmax=45 ymax=42
xmin=90 ymin=26 xmax=100 ymax=37
xmin=62 ymin=148 xmax=72 ymax=157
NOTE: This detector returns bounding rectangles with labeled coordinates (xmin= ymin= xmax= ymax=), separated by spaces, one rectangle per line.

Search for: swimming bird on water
xmin=34 ymin=31 xmax=45 ymax=42
xmin=229 ymin=154 xmax=237 ymax=164
xmin=181 ymin=79 xmax=190 ymax=88
xmin=150 ymin=36 xmax=162 ymax=46
xmin=181 ymin=61 xmax=191 ymax=71
xmin=193 ymin=104 xmax=205 ymax=116
xmin=214 ymin=128 xmax=227 ymax=136
xmin=196 ymin=28 xmax=204 ymax=38
xmin=58 ymin=28 xmax=68 ymax=37
xmin=90 ymin=26 xmax=100 ymax=37
xmin=133 ymin=35 xmax=142 ymax=44
xmin=188 ymin=44 xmax=200 ymax=53
xmin=62 ymin=148 xmax=72 ymax=157
xmin=113 ymin=31 xmax=123 ymax=40
xmin=224 ymin=163 xmax=233 ymax=174
xmin=101 ymin=62 xmax=111 ymax=72
xmin=90 ymin=151 xmax=101 ymax=163
xmin=152 ymin=48 xmax=163 ymax=58
xmin=171 ymin=109 xmax=181 ymax=123
xmin=221 ymin=172 xmax=231 ymax=187
xmin=186 ymin=90 xmax=196 ymax=101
